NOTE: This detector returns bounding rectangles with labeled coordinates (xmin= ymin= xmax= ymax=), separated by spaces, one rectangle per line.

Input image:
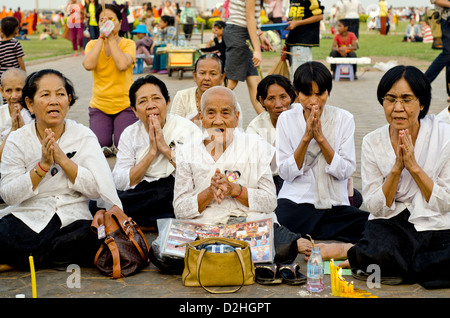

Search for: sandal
xmin=255 ymin=263 xmax=283 ymax=285
xmin=351 ymin=268 xmax=403 ymax=285
xmin=279 ymin=263 xmax=307 ymax=285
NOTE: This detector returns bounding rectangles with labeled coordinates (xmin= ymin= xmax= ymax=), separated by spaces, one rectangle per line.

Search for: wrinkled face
xmin=297 ymin=81 xmax=328 ymax=120
xmin=200 ymin=90 xmax=239 ymax=144
xmin=382 ymin=77 xmax=422 ymax=132
xmin=193 ymin=58 xmax=225 ymax=94
xmin=259 ymin=83 xmax=292 ymax=126
xmin=133 ymin=83 xmax=170 ymax=129
xmin=0 ymin=75 xmax=25 ymax=115
xmin=26 ymin=74 xmax=71 ymax=129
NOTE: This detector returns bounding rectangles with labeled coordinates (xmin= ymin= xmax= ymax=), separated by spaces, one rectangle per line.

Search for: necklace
xmin=195 ymin=88 xmax=201 ymax=112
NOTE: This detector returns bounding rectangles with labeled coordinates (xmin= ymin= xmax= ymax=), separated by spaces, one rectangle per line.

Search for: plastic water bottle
xmin=306 ymin=246 xmax=324 ymax=292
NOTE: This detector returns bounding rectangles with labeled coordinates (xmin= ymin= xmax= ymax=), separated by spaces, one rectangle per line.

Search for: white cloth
xmin=227 ymin=0 xmax=262 ymax=29
xmin=437 ymin=107 xmax=450 ymax=124
xmin=0 ymin=104 xmax=33 ymax=141
xmin=0 ymin=119 xmax=122 ymax=233
xmin=361 ymin=115 xmax=450 ymax=231
xmin=169 ymin=86 xmax=244 ymax=128
xmin=112 ymin=114 xmax=203 ymax=191
xmin=338 ymin=0 xmax=363 ymax=19
xmin=276 ymin=105 xmax=356 ymax=207
xmin=173 ymin=130 xmax=277 ymax=225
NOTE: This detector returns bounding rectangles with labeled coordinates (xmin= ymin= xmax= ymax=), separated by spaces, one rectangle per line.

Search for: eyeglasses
xmin=382 ymin=96 xmax=419 ymax=106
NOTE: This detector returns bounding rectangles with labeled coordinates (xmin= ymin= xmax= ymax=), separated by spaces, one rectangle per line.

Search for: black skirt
xmin=347 ymin=209 xmax=450 ymax=289
xmin=0 ymin=213 xmax=99 ymax=270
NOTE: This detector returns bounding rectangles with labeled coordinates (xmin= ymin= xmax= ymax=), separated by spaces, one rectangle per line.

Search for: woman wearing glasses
xmin=347 ymin=65 xmax=450 ymax=289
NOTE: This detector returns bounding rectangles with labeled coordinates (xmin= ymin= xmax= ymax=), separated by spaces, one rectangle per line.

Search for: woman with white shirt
xmin=275 ymin=61 xmax=368 ymax=244
xmin=112 ymin=75 xmax=202 ymax=231
xmin=0 ymin=69 xmax=121 ymax=272
xmin=246 ymin=74 xmax=296 ymax=194
xmin=347 ymin=65 xmax=450 ymax=288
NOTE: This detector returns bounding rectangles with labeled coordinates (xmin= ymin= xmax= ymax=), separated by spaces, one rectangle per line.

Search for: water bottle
xmin=306 ymin=246 xmax=324 ymax=292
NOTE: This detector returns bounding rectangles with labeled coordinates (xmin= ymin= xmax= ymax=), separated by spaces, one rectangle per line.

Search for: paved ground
xmin=0 ymin=48 xmax=449 ymax=306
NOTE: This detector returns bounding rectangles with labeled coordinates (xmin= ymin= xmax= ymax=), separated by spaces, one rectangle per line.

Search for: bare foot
xmin=297 ymin=238 xmax=353 ymax=262
xmin=0 ymin=264 xmax=14 ymax=272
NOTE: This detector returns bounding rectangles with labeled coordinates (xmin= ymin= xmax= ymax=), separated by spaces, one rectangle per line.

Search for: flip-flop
xmin=351 ymin=268 xmax=403 ymax=285
xmin=255 ymin=263 xmax=283 ymax=285
xmin=279 ymin=263 xmax=307 ymax=285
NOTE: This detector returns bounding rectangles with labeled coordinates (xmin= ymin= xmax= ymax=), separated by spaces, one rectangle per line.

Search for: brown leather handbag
xmin=91 ymin=205 xmax=150 ymax=279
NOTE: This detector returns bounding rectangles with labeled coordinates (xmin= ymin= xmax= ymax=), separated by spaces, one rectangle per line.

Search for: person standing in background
xmin=85 ymin=0 xmax=100 ymax=40
xmin=180 ymin=2 xmax=196 ymax=41
xmin=336 ymin=0 xmax=363 ymax=38
xmin=378 ymin=0 xmax=388 ymax=35
xmin=66 ymin=0 xmax=85 ymax=56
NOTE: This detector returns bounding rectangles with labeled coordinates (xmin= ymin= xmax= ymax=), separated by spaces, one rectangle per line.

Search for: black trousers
xmin=347 ymin=209 xmax=450 ymax=289
xmin=275 ymin=198 xmax=369 ymax=243
xmin=117 ymin=176 xmax=176 ymax=228
xmin=329 ymin=50 xmax=357 ymax=74
xmin=0 ymin=214 xmax=99 ymax=270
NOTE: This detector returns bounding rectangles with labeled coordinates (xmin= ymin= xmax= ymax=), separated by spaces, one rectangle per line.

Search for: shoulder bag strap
xmin=196 ymin=249 xmax=245 ymax=294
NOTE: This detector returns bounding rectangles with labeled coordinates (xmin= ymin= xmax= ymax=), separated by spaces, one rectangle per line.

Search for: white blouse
xmin=173 ymin=130 xmax=278 ymax=225
xmin=0 ymin=119 xmax=121 ymax=233
xmin=112 ymin=114 xmax=203 ymax=191
xmin=361 ymin=115 xmax=450 ymax=231
xmin=276 ymin=105 xmax=356 ymax=207
xmin=437 ymin=106 xmax=450 ymax=124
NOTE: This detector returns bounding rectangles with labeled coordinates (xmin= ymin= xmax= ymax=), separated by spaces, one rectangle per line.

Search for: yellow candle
xmin=29 ymin=255 xmax=37 ymax=298
xmin=349 ymin=281 xmax=354 ymax=294
xmin=330 ymin=259 xmax=336 ymax=294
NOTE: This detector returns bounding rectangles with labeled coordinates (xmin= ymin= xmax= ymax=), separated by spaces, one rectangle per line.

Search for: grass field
xmin=20 ymin=20 xmax=441 ymax=65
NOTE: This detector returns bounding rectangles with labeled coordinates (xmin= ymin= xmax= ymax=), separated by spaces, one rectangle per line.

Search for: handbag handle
xmin=196 ymin=248 xmax=246 ymax=294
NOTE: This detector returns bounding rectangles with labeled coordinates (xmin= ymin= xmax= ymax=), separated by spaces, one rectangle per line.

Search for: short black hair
xmin=213 ymin=21 xmax=226 ymax=29
xmin=22 ymin=69 xmax=78 ymax=110
xmin=160 ymin=15 xmax=175 ymax=26
xmin=96 ymin=4 xmax=122 ymax=24
xmin=293 ymin=61 xmax=332 ymax=96
xmin=376 ymin=65 xmax=431 ymax=119
xmin=1 ymin=16 xmax=19 ymax=37
xmin=338 ymin=18 xmax=350 ymax=28
xmin=129 ymin=75 xmax=170 ymax=108
xmin=256 ymin=74 xmax=296 ymax=104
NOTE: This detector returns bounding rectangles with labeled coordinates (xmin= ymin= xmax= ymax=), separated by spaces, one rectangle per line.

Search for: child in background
xmin=201 ymin=21 xmax=226 ymax=65
xmin=420 ymin=20 xmax=433 ymax=44
xmin=0 ymin=16 xmax=26 ymax=104
xmin=329 ymin=18 xmax=358 ymax=78
xmin=132 ymin=24 xmax=153 ymax=66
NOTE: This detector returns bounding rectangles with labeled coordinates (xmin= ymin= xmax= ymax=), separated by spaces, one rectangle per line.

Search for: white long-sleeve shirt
xmin=173 ymin=130 xmax=277 ymax=225
xmin=0 ymin=119 xmax=121 ymax=233
xmin=276 ymin=105 xmax=356 ymax=206
xmin=361 ymin=115 xmax=450 ymax=231
xmin=112 ymin=114 xmax=203 ymax=191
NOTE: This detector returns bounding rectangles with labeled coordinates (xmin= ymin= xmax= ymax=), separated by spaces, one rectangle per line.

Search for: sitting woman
xmin=169 ymin=53 xmax=243 ymax=128
xmin=246 ymin=74 xmax=296 ymax=194
xmin=346 ymin=65 xmax=450 ymax=289
xmin=112 ymin=75 xmax=203 ymax=231
xmin=0 ymin=69 xmax=121 ymax=272
xmin=275 ymin=61 xmax=368 ymax=244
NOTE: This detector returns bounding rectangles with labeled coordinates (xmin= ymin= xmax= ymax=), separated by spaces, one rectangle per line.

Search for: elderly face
xmin=200 ymin=89 xmax=239 ymax=144
xmin=0 ymin=73 xmax=25 ymax=115
xmin=259 ymin=83 xmax=292 ymax=127
xmin=25 ymin=74 xmax=71 ymax=129
xmin=382 ymin=77 xmax=422 ymax=132
xmin=133 ymin=83 xmax=170 ymax=130
xmin=193 ymin=58 xmax=225 ymax=94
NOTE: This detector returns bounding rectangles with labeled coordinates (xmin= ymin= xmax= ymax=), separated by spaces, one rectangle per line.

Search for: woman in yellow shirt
xmin=83 ymin=4 xmax=137 ymax=157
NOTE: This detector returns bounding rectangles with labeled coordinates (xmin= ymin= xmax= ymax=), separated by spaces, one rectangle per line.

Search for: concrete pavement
xmin=0 ymin=52 xmax=449 ymax=303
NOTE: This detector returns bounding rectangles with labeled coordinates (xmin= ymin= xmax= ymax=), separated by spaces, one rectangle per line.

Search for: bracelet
xmin=232 ymin=184 xmax=243 ymax=199
xmin=258 ymin=32 xmax=263 ymax=37
xmin=34 ymin=168 xmax=44 ymax=179
xmin=38 ymin=162 xmax=48 ymax=173
xmin=99 ymin=35 xmax=106 ymax=40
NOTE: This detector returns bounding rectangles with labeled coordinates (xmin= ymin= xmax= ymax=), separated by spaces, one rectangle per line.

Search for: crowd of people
xmin=0 ymin=1 xmax=449 ymax=291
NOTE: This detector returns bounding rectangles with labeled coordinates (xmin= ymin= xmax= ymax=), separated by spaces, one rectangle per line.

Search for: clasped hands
xmin=303 ymin=105 xmax=325 ymax=143
xmin=40 ymin=128 xmax=67 ymax=171
xmin=394 ymin=128 xmax=417 ymax=172
xmin=147 ymin=114 xmax=171 ymax=158
xmin=208 ymin=168 xmax=240 ymax=204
